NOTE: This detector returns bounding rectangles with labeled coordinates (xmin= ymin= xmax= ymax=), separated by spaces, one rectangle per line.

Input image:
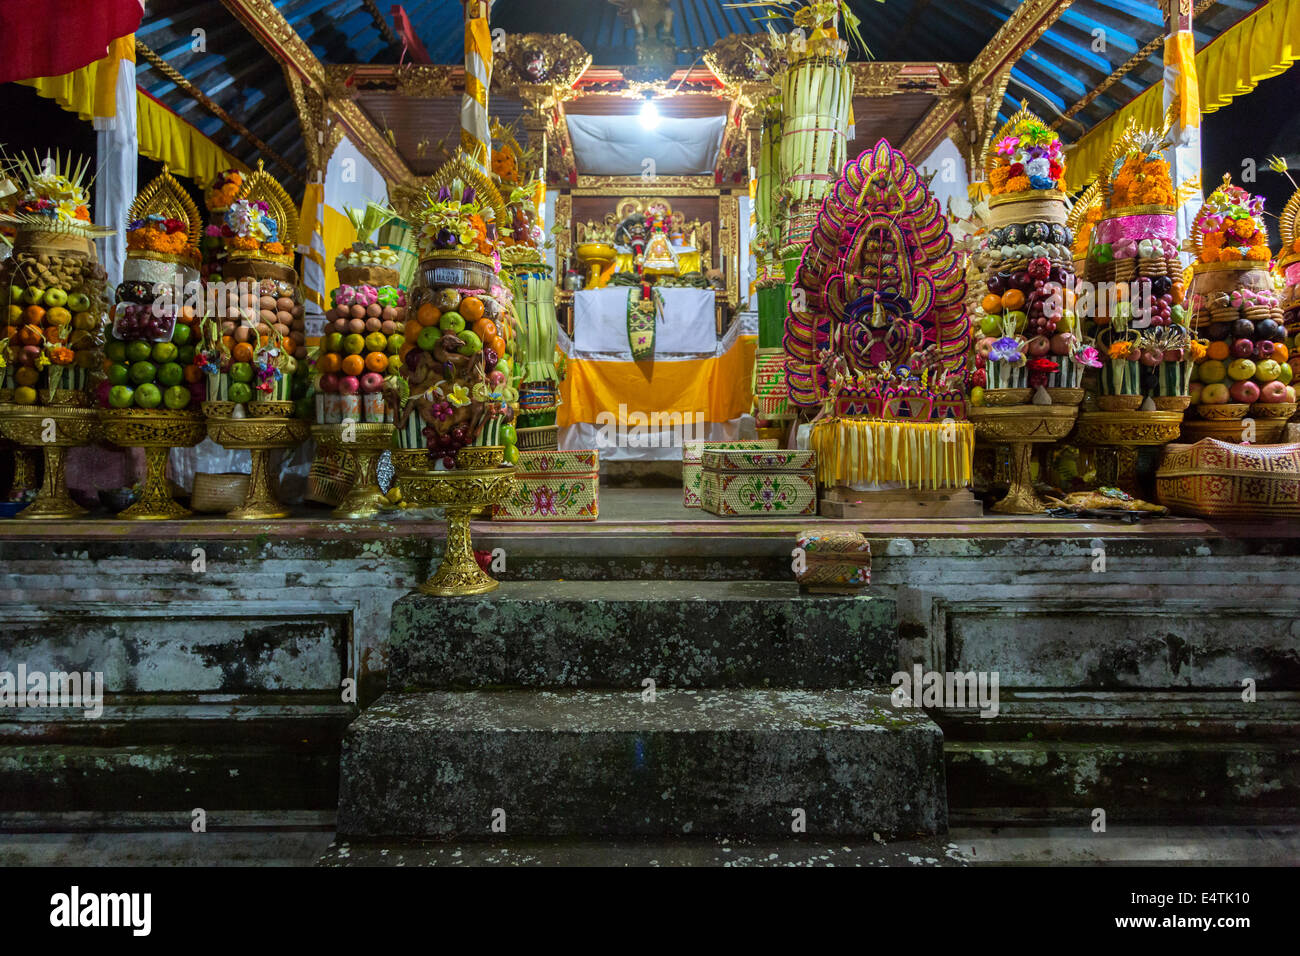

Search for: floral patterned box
xmin=492 ymin=449 xmax=599 ymax=521
xmin=682 ymin=439 xmax=779 ymax=508
xmin=1156 ymin=438 xmax=1300 ymax=518
xmin=794 ymin=530 xmax=871 ymax=592
xmin=700 ymin=449 xmax=817 ymax=517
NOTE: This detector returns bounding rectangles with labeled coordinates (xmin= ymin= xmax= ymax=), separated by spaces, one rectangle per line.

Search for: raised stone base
xmin=337 ymin=688 xmax=946 ymax=839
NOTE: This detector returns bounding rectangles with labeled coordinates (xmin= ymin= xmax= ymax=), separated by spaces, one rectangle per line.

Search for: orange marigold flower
xmin=1108 ymin=341 xmax=1133 ymax=360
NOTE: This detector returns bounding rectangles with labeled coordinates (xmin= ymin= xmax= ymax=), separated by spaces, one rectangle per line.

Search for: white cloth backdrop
xmin=573 ymin=287 xmax=716 ymax=358
xmin=93 ymin=53 xmax=137 ymax=288
xmin=566 ymin=114 xmax=725 ymax=176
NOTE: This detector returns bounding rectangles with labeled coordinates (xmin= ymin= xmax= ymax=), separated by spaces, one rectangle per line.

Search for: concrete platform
xmin=337 ymin=688 xmax=946 ymax=839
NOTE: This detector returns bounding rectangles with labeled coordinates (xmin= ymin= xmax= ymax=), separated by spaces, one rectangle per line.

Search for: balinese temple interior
xmin=0 ymin=0 xmax=1298 ymax=881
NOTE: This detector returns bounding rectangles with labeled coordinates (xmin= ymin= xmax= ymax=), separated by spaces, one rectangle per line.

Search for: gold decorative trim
xmin=128 ymin=165 xmax=202 ymax=255
xmin=573 ymin=175 xmax=721 ymax=194
xmin=235 ymin=159 xmax=299 ymax=259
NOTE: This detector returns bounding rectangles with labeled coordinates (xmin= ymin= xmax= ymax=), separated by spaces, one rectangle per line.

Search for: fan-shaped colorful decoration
xmin=783 ymin=137 xmax=968 ymax=410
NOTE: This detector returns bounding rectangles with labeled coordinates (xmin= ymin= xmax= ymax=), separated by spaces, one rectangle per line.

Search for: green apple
xmin=501 ymin=423 xmax=517 ymax=445
xmin=171 ymin=323 xmax=192 ymax=346
xmin=21 ymin=287 xmax=43 ymax=305
xmin=178 ymin=344 xmax=196 ymax=364
xmin=230 ymin=362 xmax=254 ymax=384
xmin=105 ymin=340 xmax=127 ymax=363
xmin=438 ymin=310 xmax=465 ymax=333
xmin=416 ymin=326 xmax=442 ymax=351
xmin=1279 ymin=363 xmax=1294 ymax=386
xmin=129 ymin=361 xmax=157 ymax=385
xmin=152 ymin=341 xmax=178 ymax=364
xmin=1254 ymin=359 xmax=1282 ymax=383
xmin=66 ymin=292 xmax=91 ymax=313
xmin=126 ymin=340 xmax=153 ymax=363
xmin=1006 ymin=310 xmax=1027 ymax=334
xmin=107 ymin=364 xmax=130 ymax=387
xmin=325 ymin=332 xmax=344 ymax=353
xmin=457 ymin=330 xmax=483 ymax=355
xmin=157 ymin=362 xmax=184 ymax=387
xmin=386 ymin=333 xmax=404 ymax=354
xmin=42 ymin=288 xmax=67 ymax=308
xmin=978 ymin=315 xmax=1000 ymax=337
xmin=134 ymin=383 xmax=162 ymax=408
xmin=228 ymin=381 xmax=253 ymax=404
xmin=163 ymin=385 xmax=191 ymax=410
xmin=108 ymin=385 xmax=134 ymax=408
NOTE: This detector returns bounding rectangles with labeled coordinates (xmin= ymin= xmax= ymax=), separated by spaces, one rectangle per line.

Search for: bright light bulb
xmin=639 ymin=99 xmax=660 ymax=130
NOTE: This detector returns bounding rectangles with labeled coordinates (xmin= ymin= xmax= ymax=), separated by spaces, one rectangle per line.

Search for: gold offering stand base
xmin=208 ymin=416 xmax=309 ymax=519
xmin=1076 ymin=411 xmax=1184 ymax=498
xmin=0 ymin=405 xmax=102 ymax=519
xmin=969 ymin=404 xmax=1079 ymax=514
xmin=396 ymin=446 xmax=515 ymax=596
xmin=310 ymin=423 xmax=396 ymax=519
xmin=99 ymin=409 xmax=207 ymax=520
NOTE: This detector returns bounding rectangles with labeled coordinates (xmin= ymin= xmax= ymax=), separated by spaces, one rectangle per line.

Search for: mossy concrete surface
xmin=338 ymin=688 xmax=946 ymax=839
xmin=389 ymin=582 xmax=898 ymax=690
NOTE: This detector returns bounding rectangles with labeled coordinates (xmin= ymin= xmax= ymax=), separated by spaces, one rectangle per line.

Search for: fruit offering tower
xmin=399 ymin=155 xmax=520 ymax=468
xmin=199 ymin=161 xmax=306 ymax=414
xmin=785 ymin=138 xmax=976 ymax=494
xmin=1271 ymin=170 xmax=1300 ymax=377
xmin=1083 ymin=120 xmax=1193 ymax=413
xmin=313 ymin=202 xmax=407 ymax=425
xmin=0 ymin=151 xmax=113 ymax=406
xmin=102 ymin=167 xmax=205 ymax=412
xmin=969 ymin=107 xmax=1096 ymax=406
xmin=1184 ymin=175 xmax=1290 ymax=433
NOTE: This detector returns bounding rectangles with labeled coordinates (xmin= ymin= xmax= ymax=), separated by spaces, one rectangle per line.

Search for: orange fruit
xmin=404 ymin=319 xmax=422 ymax=340
xmin=364 ymin=351 xmax=388 ymax=373
xmin=222 ymin=335 xmax=235 ymax=351
xmin=416 ymin=303 xmax=440 ymax=327
xmin=473 ymin=318 xmax=497 ymax=341
xmin=340 ymin=353 xmax=365 ymax=376
xmin=1001 ymin=289 xmax=1025 ymax=311
xmin=14 ymin=367 xmax=39 ymax=386
xmin=317 ymin=353 xmax=342 ymax=374
xmin=1274 ymin=343 xmax=1289 ymax=362
xmin=232 ymin=342 xmax=254 ymax=364
xmin=183 ymin=364 xmax=204 ymax=384
xmin=1206 ymin=340 xmax=1230 ymax=361
xmin=488 ymin=335 xmax=506 ymax=357
xmin=980 ymin=293 xmax=1003 ymax=314
xmin=459 ymin=296 xmax=485 ymax=322
xmin=23 ymin=305 xmax=45 ymax=325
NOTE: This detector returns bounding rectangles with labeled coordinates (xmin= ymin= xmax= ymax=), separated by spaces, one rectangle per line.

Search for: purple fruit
xmin=1233 ymin=318 xmax=1255 ymax=339
xmin=1256 ymin=318 xmax=1280 ymax=341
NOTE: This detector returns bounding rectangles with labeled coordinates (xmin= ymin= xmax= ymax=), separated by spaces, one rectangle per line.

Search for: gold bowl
xmin=456 ymin=445 xmax=504 ymax=471
xmin=0 ymin=404 xmax=102 ymax=519
xmin=1249 ymin=402 xmax=1296 ymax=420
xmin=1195 ymin=403 xmax=1249 ymax=421
xmin=981 ymin=388 xmax=1031 ymax=407
xmin=247 ymin=400 xmax=296 ymax=418
xmin=99 ymin=409 xmax=206 ymax=520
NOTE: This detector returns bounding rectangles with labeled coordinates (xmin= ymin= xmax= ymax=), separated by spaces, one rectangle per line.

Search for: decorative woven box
xmin=700 ymin=449 xmax=817 ymax=517
xmin=1156 ymin=439 xmax=1300 ymax=518
xmin=492 ymin=449 xmax=599 ymax=521
xmin=794 ymin=531 xmax=871 ymax=592
xmin=682 ymin=439 xmax=779 ymax=508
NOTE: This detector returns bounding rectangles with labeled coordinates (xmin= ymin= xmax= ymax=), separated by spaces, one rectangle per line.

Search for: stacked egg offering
xmin=1185 ymin=177 xmax=1290 ymax=429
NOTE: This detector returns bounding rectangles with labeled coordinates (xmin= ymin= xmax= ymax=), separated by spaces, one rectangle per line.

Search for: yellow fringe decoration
xmin=811 ymin=418 xmax=975 ymax=489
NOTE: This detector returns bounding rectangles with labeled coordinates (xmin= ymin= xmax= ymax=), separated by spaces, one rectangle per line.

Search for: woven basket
xmin=337 ymin=264 xmax=400 ymax=287
xmin=517 ymin=424 xmax=558 ymax=452
xmin=191 ymin=472 xmax=249 ymax=513
xmin=305 ymin=447 xmax=359 ymax=506
xmin=986 ymin=191 xmax=1069 ymax=229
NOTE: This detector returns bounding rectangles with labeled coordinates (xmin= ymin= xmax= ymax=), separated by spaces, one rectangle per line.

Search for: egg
xmin=276 ymin=297 xmax=295 ymax=312
xmin=276 ymin=310 xmax=293 ymax=326
xmin=233 ymin=326 xmax=252 ymax=343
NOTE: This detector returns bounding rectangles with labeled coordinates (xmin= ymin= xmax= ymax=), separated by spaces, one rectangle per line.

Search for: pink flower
xmin=530 ymin=487 xmax=557 ymax=516
xmin=1076 ymin=346 xmax=1103 ymax=369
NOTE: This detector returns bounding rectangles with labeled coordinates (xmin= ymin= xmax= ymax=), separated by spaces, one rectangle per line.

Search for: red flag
xmin=0 ymin=0 xmax=143 ymax=84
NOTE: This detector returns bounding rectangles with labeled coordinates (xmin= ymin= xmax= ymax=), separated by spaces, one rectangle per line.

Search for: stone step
xmin=320 ymin=835 xmax=968 ymax=867
xmin=388 ymin=582 xmax=897 ymax=690
xmin=337 ymin=688 xmax=945 ymax=839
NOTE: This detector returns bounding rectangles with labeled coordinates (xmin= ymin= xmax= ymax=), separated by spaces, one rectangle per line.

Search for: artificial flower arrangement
xmin=205 ymin=169 xmax=243 ymax=211
xmin=413 ymin=179 xmax=497 ymax=261
xmin=208 ymin=197 xmax=286 ymax=256
xmin=1190 ymin=179 xmax=1270 ymax=264
xmin=988 ymin=116 xmax=1066 ymax=196
xmin=1 ymin=151 xmax=93 ymax=228
xmin=1109 ymin=151 xmax=1176 ymax=208
xmin=126 ymin=214 xmax=191 ymax=256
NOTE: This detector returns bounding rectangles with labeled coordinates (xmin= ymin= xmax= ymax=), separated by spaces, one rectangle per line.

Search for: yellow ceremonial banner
xmin=559 ymin=336 xmax=757 ymax=427
xmin=20 ymin=34 xmax=135 ymax=122
xmin=135 ymin=92 xmax=247 ymax=186
xmin=1165 ymin=31 xmax=1200 ymax=131
xmin=1066 ymin=0 xmax=1300 ymax=192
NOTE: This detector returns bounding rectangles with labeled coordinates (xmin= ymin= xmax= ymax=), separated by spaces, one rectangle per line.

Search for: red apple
xmin=359 ymin=371 xmax=384 ymax=393
xmin=1229 ymin=379 xmax=1261 ymax=404
xmin=319 ymin=372 xmax=340 ymax=393
xmin=337 ymin=375 xmax=360 ymax=395
xmin=1259 ymin=380 xmax=1288 ymax=403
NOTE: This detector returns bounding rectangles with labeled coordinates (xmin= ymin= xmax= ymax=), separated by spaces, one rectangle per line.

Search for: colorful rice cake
xmin=700 ymin=448 xmax=817 ymax=517
xmin=493 ymin=449 xmax=599 ymax=521
xmin=682 ymin=439 xmax=779 ymax=508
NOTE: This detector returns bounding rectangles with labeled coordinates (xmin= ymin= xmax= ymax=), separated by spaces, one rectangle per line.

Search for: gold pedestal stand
xmin=969 ymin=405 xmax=1079 ymax=514
xmin=1076 ymin=411 xmax=1184 ymax=498
xmin=0 ymin=405 xmax=102 ymax=519
xmin=3 ymin=439 xmax=41 ymax=500
xmin=396 ymin=446 xmax=515 ymax=596
xmin=208 ymin=416 xmax=309 ymax=519
xmin=310 ymin=423 xmax=396 ymax=519
xmin=99 ymin=409 xmax=207 ymax=519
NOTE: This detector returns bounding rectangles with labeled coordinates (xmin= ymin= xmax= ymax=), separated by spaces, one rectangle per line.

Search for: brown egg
xmin=366 ymin=303 xmax=382 ymax=318
xmin=259 ymin=295 xmax=277 ymax=311
xmin=273 ymin=323 xmax=290 ymax=337
xmin=380 ymin=320 xmax=396 ymax=335
xmin=221 ymin=320 xmax=237 ymax=334
xmin=275 ymin=297 xmax=295 ymax=312
xmin=291 ymin=318 xmax=305 ymax=331
xmin=392 ymin=307 xmax=406 ymax=322
xmin=349 ymin=304 xmax=366 ymax=320
xmin=292 ymin=305 xmax=304 ymax=319
xmin=294 ymin=346 xmax=309 ymax=360
xmin=233 ymin=325 xmax=252 ymax=343
xmin=276 ymin=310 xmax=293 ymax=326
xmin=257 ymin=323 xmax=273 ymax=339
xmin=348 ymin=318 xmax=367 ymax=334
xmin=335 ymin=304 xmax=351 ymax=320
xmin=259 ymin=308 xmax=276 ymax=323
